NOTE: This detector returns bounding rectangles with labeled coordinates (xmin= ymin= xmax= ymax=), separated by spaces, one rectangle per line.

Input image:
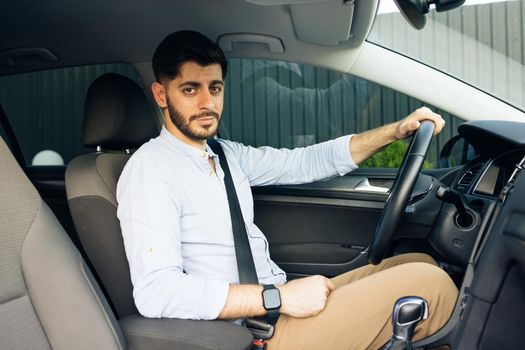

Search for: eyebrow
xmin=178 ymin=80 xmax=224 ymax=88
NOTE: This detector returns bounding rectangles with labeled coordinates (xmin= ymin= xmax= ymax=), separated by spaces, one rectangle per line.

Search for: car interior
xmin=1 ymin=0 xmax=525 ymax=349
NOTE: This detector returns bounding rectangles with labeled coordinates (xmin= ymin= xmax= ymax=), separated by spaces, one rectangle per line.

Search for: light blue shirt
xmin=116 ymin=127 xmax=357 ymax=320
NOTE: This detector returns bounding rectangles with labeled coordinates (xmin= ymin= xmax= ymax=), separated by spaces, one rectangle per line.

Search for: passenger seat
xmin=0 ymin=134 xmax=126 ymax=350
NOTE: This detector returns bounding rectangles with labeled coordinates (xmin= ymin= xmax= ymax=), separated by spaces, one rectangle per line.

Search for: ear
xmin=151 ymin=82 xmax=168 ymax=108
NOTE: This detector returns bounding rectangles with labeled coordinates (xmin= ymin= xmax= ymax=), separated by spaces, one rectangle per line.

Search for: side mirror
xmin=439 ymin=135 xmax=478 ymax=168
xmin=393 ymin=0 xmax=466 ymax=30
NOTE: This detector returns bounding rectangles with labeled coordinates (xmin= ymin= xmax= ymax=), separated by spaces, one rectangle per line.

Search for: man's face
xmin=158 ymin=61 xmax=224 ymax=143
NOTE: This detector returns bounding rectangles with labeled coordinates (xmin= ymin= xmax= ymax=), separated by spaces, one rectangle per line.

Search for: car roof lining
xmin=0 ymin=0 xmax=378 ymax=76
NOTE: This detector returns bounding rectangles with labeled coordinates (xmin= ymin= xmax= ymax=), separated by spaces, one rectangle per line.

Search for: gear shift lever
xmin=383 ymin=296 xmax=429 ymax=350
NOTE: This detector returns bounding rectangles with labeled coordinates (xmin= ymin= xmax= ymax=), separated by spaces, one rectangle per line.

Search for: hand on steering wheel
xmin=368 ymin=120 xmax=436 ymax=265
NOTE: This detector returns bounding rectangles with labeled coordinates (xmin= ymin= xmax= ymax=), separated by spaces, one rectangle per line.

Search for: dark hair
xmin=152 ymin=30 xmax=228 ymax=83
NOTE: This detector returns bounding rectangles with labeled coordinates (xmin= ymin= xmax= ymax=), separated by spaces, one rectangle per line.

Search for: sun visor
xmin=246 ymin=0 xmax=355 ymax=46
xmin=290 ymin=0 xmax=355 ymax=46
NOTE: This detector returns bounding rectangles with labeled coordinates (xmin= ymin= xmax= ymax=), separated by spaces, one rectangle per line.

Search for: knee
xmin=399 ymin=263 xmax=459 ymax=337
xmin=416 ymin=262 xmax=452 ymax=281
xmin=403 ymin=262 xmax=458 ymax=301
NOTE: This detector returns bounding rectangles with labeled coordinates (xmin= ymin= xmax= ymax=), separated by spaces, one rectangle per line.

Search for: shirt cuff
xmin=332 ymin=134 xmax=358 ymax=175
xmin=202 ymin=279 xmax=230 ymax=320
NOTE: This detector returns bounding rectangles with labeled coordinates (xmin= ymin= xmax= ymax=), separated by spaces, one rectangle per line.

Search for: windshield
xmin=368 ymin=0 xmax=525 ymax=111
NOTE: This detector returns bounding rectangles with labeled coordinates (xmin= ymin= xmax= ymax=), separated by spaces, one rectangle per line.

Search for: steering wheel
xmin=367 ymin=120 xmax=435 ymax=265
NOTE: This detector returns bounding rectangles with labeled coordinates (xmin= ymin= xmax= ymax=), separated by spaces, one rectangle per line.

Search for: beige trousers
xmin=266 ymin=253 xmax=458 ymax=350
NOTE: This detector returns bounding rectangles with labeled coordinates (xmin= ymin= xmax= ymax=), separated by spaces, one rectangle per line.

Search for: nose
xmin=198 ymin=89 xmax=215 ymax=110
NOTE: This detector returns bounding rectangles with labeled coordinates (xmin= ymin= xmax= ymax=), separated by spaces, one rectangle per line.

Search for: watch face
xmin=263 ymin=288 xmax=281 ymax=310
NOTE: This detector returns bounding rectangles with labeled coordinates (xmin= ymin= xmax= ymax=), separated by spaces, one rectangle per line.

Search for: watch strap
xmin=266 ymin=308 xmax=280 ymax=326
xmin=262 ymin=284 xmax=280 ymax=326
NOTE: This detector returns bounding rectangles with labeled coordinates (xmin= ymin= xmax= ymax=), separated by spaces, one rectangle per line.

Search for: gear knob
xmin=383 ymin=296 xmax=429 ymax=350
xmin=392 ymin=296 xmax=429 ymax=342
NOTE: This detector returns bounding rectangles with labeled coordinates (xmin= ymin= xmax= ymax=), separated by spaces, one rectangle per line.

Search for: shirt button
xmin=209 ymin=170 xmax=215 ymax=176
xmin=201 ymin=152 xmax=207 ymax=158
xmin=145 ymin=246 xmax=153 ymax=253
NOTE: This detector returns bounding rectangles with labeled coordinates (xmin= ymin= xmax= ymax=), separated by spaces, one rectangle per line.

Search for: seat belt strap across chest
xmin=208 ymin=139 xmax=279 ymax=345
xmin=208 ymin=138 xmax=259 ymax=285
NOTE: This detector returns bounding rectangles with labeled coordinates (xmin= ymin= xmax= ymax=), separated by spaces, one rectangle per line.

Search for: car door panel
xmin=253 ymin=168 xmax=393 ymax=278
xmin=254 ymin=194 xmax=383 ymax=278
xmin=252 ymin=168 xmax=442 ymax=278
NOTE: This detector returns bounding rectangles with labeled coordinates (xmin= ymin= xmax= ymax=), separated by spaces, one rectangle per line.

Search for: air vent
xmin=456 ymin=163 xmax=483 ymax=192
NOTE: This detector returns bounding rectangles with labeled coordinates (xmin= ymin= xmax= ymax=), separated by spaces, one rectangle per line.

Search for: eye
xmin=183 ymin=87 xmax=196 ymax=95
xmin=210 ymin=85 xmax=223 ymax=94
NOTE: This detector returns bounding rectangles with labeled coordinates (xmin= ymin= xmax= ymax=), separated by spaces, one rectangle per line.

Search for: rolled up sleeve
xmin=331 ymin=134 xmax=358 ymax=176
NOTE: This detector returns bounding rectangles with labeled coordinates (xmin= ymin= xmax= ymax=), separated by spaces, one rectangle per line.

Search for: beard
xmin=166 ymin=97 xmax=221 ymax=141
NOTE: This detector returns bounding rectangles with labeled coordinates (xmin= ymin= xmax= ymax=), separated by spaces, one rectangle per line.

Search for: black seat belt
xmin=208 ymin=138 xmax=259 ymax=285
xmin=208 ymin=138 xmax=277 ymax=345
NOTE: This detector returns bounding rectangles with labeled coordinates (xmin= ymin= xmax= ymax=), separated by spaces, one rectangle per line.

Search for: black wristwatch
xmin=262 ymin=284 xmax=281 ymax=325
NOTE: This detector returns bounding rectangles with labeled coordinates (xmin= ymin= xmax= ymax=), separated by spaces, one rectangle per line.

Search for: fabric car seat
xmin=0 ymin=135 xmax=126 ymax=350
xmin=65 ymin=73 xmax=252 ymax=349
xmin=1 ymin=131 xmax=252 ymax=350
xmin=66 ymin=73 xmax=159 ymax=317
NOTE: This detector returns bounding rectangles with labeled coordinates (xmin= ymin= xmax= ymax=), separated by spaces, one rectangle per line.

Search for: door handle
xmin=354 ymin=178 xmax=389 ymax=193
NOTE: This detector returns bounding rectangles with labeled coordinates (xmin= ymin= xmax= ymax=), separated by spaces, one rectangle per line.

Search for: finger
xmin=410 ymin=119 xmax=420 ymax=131
xmin=434 ymin=118 xmax=445 ymax=135
xmin=326 ymin=279 xmax=336 ymax=291
xmin=401 ymin=119 xmax=420 ymax=136
xmin=399 ymin=119 xmax=416 ymax=136
xmin=420 ymin=114 xmax=440 ymax=128
xmin=429 ymin=115 xmax=445 ymax=134
xmin=416 ymin=107 xmax=444 ymax=133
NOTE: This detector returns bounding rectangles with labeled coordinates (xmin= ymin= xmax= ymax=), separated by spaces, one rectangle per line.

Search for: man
xmin=117 ymin=30 xmax=458 ymax=349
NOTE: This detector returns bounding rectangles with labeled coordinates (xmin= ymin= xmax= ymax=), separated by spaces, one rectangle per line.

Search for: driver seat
xmin=65 ymin=73 xmax=252 ymax=349
xmin=65 ymin=73 xmax=159 ymax=317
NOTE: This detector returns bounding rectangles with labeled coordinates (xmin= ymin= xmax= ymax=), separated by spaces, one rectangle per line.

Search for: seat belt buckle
xmin=252 ymin=339 xmax=267 ymax=350
xmin=243 ymin=318 xmax=275 ymax=340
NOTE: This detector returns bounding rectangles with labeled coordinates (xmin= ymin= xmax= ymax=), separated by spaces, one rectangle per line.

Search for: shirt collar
xmin=159 ymin=126 xmax=218 ymax=160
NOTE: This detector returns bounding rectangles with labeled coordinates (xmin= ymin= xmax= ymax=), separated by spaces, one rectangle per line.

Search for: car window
xmin=219 ymin=58 xmax=465 ymax=168
xmin=370 ymin=0 xmax=525 ymax=112
xmin=0 ymin=63 xmax=141 ymax=165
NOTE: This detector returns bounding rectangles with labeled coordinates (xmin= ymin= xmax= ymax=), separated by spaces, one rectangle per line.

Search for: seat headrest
xmin=83 ymin=73 xmax=159 ymax=150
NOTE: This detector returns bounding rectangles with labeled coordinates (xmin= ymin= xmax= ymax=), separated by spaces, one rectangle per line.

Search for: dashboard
xmin=445 ymin=120 xmax=525 ymax=348
xmin=429 ymin=120 xmax=525 ymax=267
xmin=458 ymin=150 xmax=525 ymax=199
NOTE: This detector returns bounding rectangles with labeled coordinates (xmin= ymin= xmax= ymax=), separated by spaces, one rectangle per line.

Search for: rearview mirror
xmin=393 ymin=0 xmax=466 ymax=30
